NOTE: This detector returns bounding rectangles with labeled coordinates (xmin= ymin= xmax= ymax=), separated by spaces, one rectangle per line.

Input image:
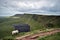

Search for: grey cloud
xmin=0 ymin=0 xmax=60 ymax=16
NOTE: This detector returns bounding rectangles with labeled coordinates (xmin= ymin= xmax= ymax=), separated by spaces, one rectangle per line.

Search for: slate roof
xmin=13 ymin=24 xmax=30 ymax=32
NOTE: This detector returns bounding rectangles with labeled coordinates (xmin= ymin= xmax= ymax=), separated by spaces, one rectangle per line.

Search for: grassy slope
xmin=38 ymin=32 xmax=60 ymax=40
xmin=0 ymin=14 xmax=60 ymax=39
xmin=0 ymin=16 xmax=44 ymax=39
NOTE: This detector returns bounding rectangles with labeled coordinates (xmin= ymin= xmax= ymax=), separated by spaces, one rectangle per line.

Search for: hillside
xmin=0 ymin=14 xmax=60 ymax=39
xmin=14 ymin=14 xmax=60 ymax=28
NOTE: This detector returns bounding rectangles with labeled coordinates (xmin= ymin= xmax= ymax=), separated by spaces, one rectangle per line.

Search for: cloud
xmin=0 ymin=0 xmax=60 ymax=16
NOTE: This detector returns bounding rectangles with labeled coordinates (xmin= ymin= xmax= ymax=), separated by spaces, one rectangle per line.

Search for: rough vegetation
xmin=0 ymin=14 xmax=60 ymax=39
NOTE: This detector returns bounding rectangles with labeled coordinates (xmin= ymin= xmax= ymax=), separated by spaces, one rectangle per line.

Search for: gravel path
xmin=16 ymin=28 xmax=60 ymax=40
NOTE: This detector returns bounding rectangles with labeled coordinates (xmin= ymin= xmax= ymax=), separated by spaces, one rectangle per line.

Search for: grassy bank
xmin=38 ymin=32 xmax=60 ymax=40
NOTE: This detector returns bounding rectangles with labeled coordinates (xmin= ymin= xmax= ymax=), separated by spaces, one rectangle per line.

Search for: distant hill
xmin=14 ymin=14 xmax=60 ymax=28
xmin=14 ymin=14 xmax=24 ymax=16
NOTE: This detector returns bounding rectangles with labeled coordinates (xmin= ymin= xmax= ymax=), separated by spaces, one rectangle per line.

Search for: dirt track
xmin=16 ymin=28 xmax=60 ymax=40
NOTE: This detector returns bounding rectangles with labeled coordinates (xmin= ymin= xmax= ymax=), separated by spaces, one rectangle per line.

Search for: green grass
xmin=0 ymin=16 xmax=45 ymax=39
xmin=0 ymin=14 xmax=60 ymax=39
xmin=38 ymin=32 xmax=60 ymax=40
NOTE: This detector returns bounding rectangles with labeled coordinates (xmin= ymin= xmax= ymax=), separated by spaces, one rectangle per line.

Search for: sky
xmin=0 ymin=0 xmax=60 ymax=16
